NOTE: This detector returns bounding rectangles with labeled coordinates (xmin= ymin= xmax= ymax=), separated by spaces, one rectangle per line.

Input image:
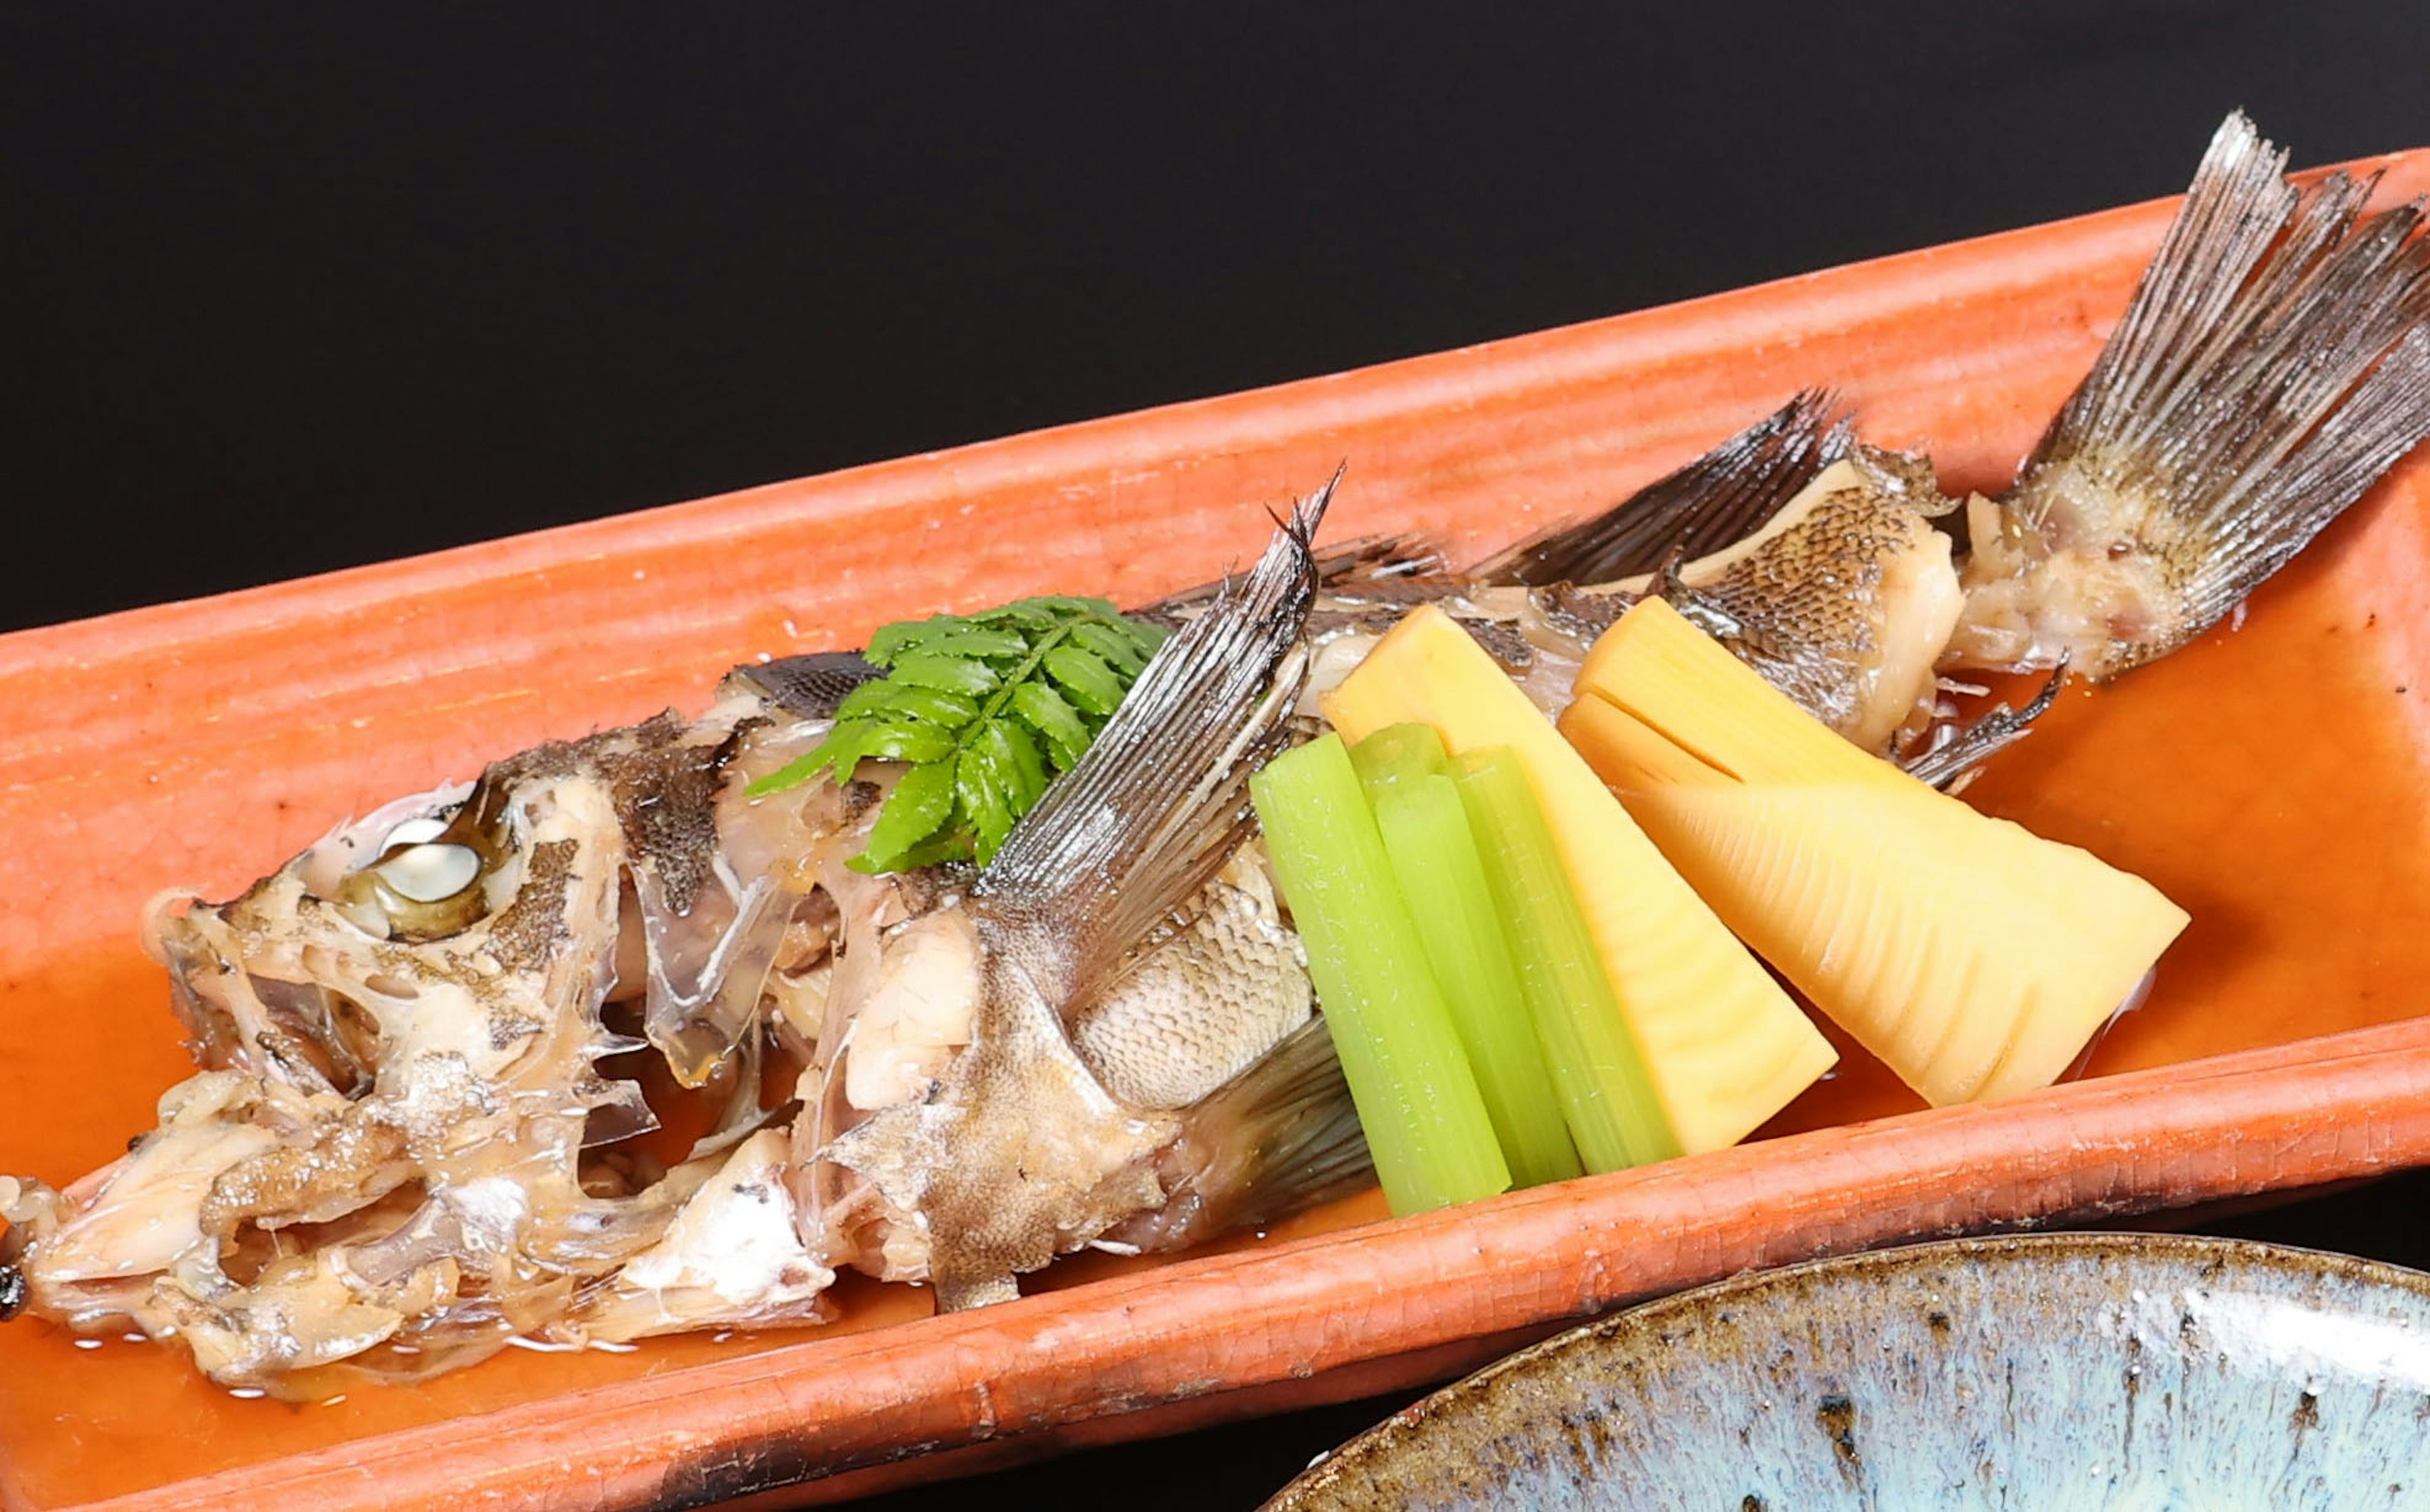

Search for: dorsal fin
xmin=1471 ymin=389 xmax=1844 ymax=586
xmin=975 ymin=473 xmax=1335 ymax=1010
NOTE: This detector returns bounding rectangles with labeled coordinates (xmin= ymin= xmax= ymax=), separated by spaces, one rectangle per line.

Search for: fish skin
xmin=1069 ymin=848 xmax=1312 ymax=1112
xmin=1658 ymin=448 xmax=1964 ymax=753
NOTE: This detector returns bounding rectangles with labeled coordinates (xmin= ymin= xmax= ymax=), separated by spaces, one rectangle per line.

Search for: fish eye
xmin=380 ymin=816 xmax=451 ymax=849
xmin=370 ymin=842 xmax=484 ymax=905
xmin=329 ymin=782 xmax=514 ymax=941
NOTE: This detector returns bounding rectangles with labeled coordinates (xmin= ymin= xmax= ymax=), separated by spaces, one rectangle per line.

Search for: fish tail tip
xmin=2210 ymin=107 xmax=2284 ymax=167
xmin=1968 ymin=113 xmax=2430 ymax=676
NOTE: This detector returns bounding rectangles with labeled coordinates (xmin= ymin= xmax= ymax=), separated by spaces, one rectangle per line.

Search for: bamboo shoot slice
xmin=1569 ymin=597 xmax=2190 ymax=1106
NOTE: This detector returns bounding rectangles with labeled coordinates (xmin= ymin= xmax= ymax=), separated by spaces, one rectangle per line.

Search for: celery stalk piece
xmin=1347 ymin=721 xmax=1452 ymax=795
xmin=1452 ymin=746 xmax=1683 ymax=1172
xmin=1369 ymin=773 xmax=1585 ymax=1188
xmin=1250 ymin=734 xmax=1512 ymax=1216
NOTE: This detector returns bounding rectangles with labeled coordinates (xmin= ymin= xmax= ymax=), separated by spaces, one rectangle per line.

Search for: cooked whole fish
xmin=6 ymin=111 xmax=2429 ymax=1389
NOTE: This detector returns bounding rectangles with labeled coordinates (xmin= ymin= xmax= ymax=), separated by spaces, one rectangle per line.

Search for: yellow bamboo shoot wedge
xmin=1323 ymin=605 xmax=1835 ymax=1155
xmin=1565 ymin=597 xmax=2190 ymax=1106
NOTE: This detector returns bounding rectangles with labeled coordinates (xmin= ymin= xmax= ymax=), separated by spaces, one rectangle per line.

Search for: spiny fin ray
xmin=975 ymin=474 xmax=1333 ymax=1010
xmin=1473 ymin=390 xmax=1845 ymax=587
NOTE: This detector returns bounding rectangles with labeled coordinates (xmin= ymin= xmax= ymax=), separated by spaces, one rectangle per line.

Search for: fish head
xmin=145 ymin=721 xmax=669 ymax=1126
xmin=20 ymin=699 xmax=850 ymax=1385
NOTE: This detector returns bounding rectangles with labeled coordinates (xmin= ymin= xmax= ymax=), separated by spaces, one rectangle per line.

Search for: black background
xmin=11 ymin=2 xmax=2430 ymax=631
xmin=10 ymin=3 xmax=2430 ymax=1507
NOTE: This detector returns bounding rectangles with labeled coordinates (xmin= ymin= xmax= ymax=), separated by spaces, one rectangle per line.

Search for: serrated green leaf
xmin=1044 ymin=645 xmax=1126 ymax=714
xmin=1009 ymin=681 xmax=1091 ymax=765
xmin=895 ymin=830 xmax=976 ymax=870
xmin=848 ymin=826 xmax=970 ymax=875
xmin=865 ymin=616 xmax=963 ymax=663
xmin=1068 ymin=619 xmax=1150 ymax=676
xmin=1128 ymin=617 xmax=1172 ymax=655
xmin=974 ymin=600 xmax=1064 ymax=630
xmin=856 ymin=762 xmax=958 ymax=872
xmin=887 ymin=652 xmax=1001 ymax=696
xmin=836 ymin=681 xmax=981 ymax=728
xmin=775 ymin=595 xmax=1171 ymax=867
xmin=918 ymin=626 xmax=1032 ymax=662
xmin=980 ymin=719 xmax=1049 ymax=812
xmin=745 ymin=747 xmax=828 ymax=798
xmin=804 ymin=720 xmax=875 ymax=786
xmin=853 ymin=719 xmax=959 ymax=766
xmin=956 ymin=744 xmax=1019 ymax=862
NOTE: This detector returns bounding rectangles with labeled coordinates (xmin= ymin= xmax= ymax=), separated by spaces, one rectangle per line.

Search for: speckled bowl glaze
xmin=1264 ymin=1233 xmax=2430 ymax=1511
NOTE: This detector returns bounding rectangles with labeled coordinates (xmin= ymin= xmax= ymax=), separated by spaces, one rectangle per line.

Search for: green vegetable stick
xmin=1369 ymin=774 xmax=1585 ymax=1189
xmin=1250 ymin=734 xmax=1512 ymax=1217
xmin=1345 ymin=724 xmax=1580 ymax=1186
xmin=1452 ymin=746 xmax=1683 ymax=1172
xmin=1347 ymin=720 xmax=1452 ymax=794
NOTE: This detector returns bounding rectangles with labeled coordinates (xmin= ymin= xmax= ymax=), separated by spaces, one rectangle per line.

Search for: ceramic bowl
xmin=1266 ymin=1233 xmax=2430 ymax=1511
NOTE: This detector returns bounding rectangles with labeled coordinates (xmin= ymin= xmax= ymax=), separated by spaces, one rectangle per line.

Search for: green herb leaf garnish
xmin=747 ymin=595 xmax=1169 ymax=872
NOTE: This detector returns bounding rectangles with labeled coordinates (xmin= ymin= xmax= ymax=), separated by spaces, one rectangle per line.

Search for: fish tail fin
xmin=1958 ymin=112 xmax=2430 ymax=678
xmin=976 ymin=473 xmax=1333 ymax=1003
xmin=1472 ymin=388 xmax=1845 ymax=586
xmin=1104 ymin=1016 xmax=1374 ymax=1253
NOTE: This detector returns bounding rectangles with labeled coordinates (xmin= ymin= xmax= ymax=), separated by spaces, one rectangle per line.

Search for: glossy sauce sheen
xmin=4 ymin=154 xmax=2430 ymax=1509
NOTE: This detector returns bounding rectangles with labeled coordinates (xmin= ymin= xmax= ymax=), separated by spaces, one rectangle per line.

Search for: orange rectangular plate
xmin=6 ymin=149 xmax=2430 ymax=1511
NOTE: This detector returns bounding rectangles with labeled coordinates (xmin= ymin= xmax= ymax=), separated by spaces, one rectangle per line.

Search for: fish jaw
xmin=16 ymin=1074 xmax=280 ymax=1292
xmin=9 ymin=1071 xmax=459 ymax=1382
